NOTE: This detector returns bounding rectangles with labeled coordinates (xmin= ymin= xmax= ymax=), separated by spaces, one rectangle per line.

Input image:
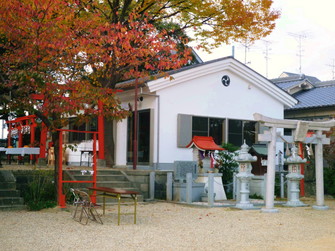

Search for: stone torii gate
xmin=254 ymin=113 xmax=335 ymax=213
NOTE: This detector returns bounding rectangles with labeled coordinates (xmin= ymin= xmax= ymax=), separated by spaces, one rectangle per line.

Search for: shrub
xmin=215 ymin=143 xmax=239 ymax=185
xmin=23 ymin=170 xmax=57 ymax=211
xmin=324 ymin=167 xmax=335 ymax=196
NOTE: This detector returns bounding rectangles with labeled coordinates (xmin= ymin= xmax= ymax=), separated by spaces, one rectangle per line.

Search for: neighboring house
xmin=103 ymin=56 xmax=297 ymax=170
xmin=271 ymin=72 xmax=335 ymax=121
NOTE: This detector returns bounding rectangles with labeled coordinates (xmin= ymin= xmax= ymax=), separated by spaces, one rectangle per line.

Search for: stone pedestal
xmin=234 ymin=141 xmax=257 ymax=210
xmin=173 ymin=182 xmax=205 ymax=202
xmin=195 ymin=173 xmax=227 ymax=201
xmin=236 ymin=173 xmax=254 ymax=209
xmin=284 ymin=146 xmax=307 ymax=207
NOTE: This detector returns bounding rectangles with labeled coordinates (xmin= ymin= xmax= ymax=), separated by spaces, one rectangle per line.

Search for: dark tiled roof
xmin=274 ymin=79 xmax=307 ymax=91
xmin=287 ymin=84 xmax=335 ymax=110
xmin=280 ymin=72 xmax=321 ymax=84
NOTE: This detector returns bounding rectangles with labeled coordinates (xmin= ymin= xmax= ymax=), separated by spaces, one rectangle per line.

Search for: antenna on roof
xmin=288 ymin=32 xmax=309 ymax=74
xmin=262 ymin=40 xmax=272 ymax=78
xmin=241 ymin=39 xmax=252 ymax=65
xmin=326 ymin=59 xmax=335 ymax=80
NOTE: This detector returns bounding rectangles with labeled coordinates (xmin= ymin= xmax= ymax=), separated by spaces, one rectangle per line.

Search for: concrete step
xmin=0 ymin=204 xmax=27 ymax=211
xmin=0 ymin=170 xmax=16 ymax=182
xmin=95 ymin=181 xmax=134 ymax=188
xmin=0 ymin=181 xmax=16 ymax=190
xmin=0 ymin=197 xmax=24 ymax=206
xmin=72 ymin=174 xmax=128 ymax=182
xmin=0 ymin=189 xmax=21 ymax=197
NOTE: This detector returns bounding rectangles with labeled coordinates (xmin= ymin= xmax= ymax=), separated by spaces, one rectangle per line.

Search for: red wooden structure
xmin=6 ymin=115 xmax=47 ymax=162
xmin=57 ymin=129 xmax=98 ymax=208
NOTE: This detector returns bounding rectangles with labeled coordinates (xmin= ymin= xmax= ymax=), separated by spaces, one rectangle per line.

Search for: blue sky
xmin=196 ymin=0 xmax=335 ymax=81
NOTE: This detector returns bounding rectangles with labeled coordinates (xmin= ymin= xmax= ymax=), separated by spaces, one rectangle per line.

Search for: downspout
xmin=140 ymin=88 xmax=160 ymax=170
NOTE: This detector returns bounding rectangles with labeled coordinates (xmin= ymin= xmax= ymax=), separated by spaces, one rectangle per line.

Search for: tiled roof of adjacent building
xmin=271 ymin=73 xmax=335 ymax=111
xmin=277 ymin=72 xmax=321 ymax=84
xmin=287 ymin=82 xmax=335 ymax=110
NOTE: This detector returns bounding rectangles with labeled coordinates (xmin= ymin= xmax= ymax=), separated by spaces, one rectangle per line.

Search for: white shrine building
xmin=108 ymin=56 xmax=298 ymax=170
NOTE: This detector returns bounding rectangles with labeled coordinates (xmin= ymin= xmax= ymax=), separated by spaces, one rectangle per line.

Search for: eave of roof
xmin=186 ymin=136 xmax=225 ymax=151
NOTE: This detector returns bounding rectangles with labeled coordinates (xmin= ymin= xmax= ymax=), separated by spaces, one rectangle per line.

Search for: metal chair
xmin=70 ymin=188 xmax=103 ymax=225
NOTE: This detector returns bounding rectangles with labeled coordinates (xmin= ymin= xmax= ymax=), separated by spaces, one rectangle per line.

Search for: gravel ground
xmin=1 ymin=198 xmax=335 ymax=251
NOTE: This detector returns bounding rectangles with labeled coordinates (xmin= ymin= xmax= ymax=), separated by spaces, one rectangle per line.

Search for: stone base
xmin=261 ymin=207 xmax=279 ymax=213
xmin=283 ymin=201 xmax=308 ymax=207
xmin=97 ymin=159 xmax=106 ymax=167
xmin=312 ymin=205 xmax=329 ymax=210
xmin=37 ymin=158 xmax=47 ymax=166
xmin=201 ymin=193 xmax=216 ymax=202
xmin=195 ymin=174 xmax=227 ymax=201
xmin=173 ymin=182 xmax=205 ymax=202
xmin=236 ymin=202 xmax=255 ymax=210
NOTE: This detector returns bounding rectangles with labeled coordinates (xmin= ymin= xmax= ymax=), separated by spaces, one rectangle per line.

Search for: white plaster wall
xmin=155 ymin=70 xmax=285 ymax=163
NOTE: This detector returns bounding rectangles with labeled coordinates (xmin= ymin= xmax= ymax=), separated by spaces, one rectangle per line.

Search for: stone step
xmin=0 ymin=204 xmax=27 ymax=211
xmin=0 ymin=170 xmax=16 ymax=182
xmin=0 ymin=197 xmax=24 ymax=206
xmin=96 ymin=181 xmax=134 ymax=187
xmin=72 ymin=174 xmax=128 ymax=182
xmin=0 ymin=189 xmax=21 ymax=197
xmin=0 ymin=181 xmax=16 ymax=190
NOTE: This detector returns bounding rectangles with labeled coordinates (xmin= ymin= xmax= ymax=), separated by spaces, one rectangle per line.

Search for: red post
xmin=97 ymin=100 xmax=105 ymax=160
xmin=58 ymin=131 xmax=66 ymax=208
xmin=39 ymin=123 xmax=48 ymax=159
xmin=18 ymin=124 xmax=22 ymax=147
xmin=91 ymin=133 xmax=97 ymax=203
xmin=17 ymin=123 xmax=23 ymax=162
xmin=7 ymin=123 xmax=11 ymax=147
xmin=30 ymin=119 xmax=36 ymax=162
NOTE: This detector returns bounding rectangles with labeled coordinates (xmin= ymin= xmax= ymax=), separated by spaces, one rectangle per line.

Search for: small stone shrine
xmin=186 ymin=136 xmax=227 ymax=201
xmin=172 ymin=161 xmax=205 ymax=202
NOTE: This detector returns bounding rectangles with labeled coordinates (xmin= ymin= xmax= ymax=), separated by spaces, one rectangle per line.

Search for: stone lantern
xmin=284 ymin=145 xmax=307 ymax=207
xmin=234 ymin=141 xmax=257 ymax=209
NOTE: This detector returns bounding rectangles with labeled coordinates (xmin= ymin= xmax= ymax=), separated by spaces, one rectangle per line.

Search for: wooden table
xmin=88 ymin=187 xmax=139 ymax=225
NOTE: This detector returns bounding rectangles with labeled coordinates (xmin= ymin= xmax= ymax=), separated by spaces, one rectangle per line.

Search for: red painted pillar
xmin=18 ymin=124 xmax=23 ymax=148
xmin=17 ymin=124 xmax=23 ymax=162
xmin=7 ymin=123 xmax=11 ymax=147
xmin=39 ymin=123 xmax=48 ymax=159
xmin=30 ymin=120 xmax=36 ymax=162
xmin=97 ymin=100 xmax=104 ymax=160
xmin=91 ymin=133 xmax=97 ymax=203
xmin=58 ymin=130 xmax=66 ymax=208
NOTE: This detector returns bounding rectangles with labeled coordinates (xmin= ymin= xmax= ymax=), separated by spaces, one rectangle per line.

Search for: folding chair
xmin=70 ymin=188 xmax=103 ymax=225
